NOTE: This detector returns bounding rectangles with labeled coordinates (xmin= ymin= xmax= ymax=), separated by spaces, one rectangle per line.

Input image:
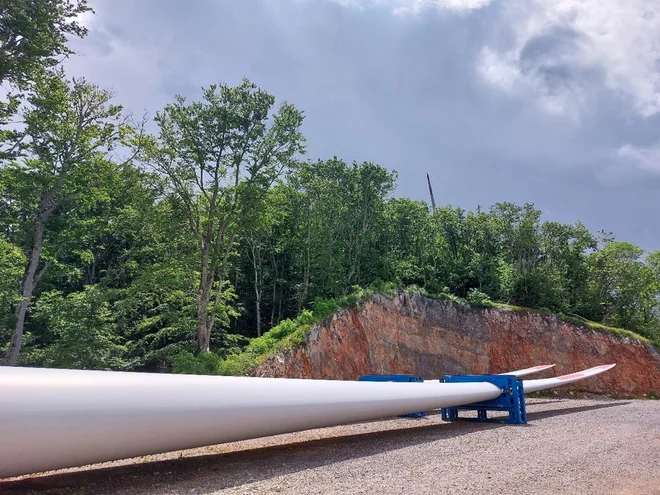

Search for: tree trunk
xmin=1 ymin=219 xmax=46 ymax=366
xmin=255 ymin=288 xmax=261 ymax=337
xmin=196 ymin=242 xmax=213 ymax=353
xmin=196 ymin=289 xmax=212 ymax=353
xmin=602 ymin=301 xmax=623 ymax=325
xmin=277 ymin=282 xmax=283 ymax=324
xmin=200 ymin=229 xmax=238 ymax=351
xmin=297 ymin=201 xmax=312 ymax=312
xmin=250 ymin=240 xmax=262 ymax=337
xmin=270 ymin=246 xmax=277 ymax=328
xmin=270 ymin=278 xmax=277 ymax=329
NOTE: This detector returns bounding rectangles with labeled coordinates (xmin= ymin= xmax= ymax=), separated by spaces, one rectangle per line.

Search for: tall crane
xmin=426 ymin=172 xmax=436 ymax=213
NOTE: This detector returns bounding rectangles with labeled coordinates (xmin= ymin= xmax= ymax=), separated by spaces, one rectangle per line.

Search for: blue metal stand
xmin=440 ymin=374 xmax=527 ymax=425
xmin=359 ymin=374 xmax=426 ymax=418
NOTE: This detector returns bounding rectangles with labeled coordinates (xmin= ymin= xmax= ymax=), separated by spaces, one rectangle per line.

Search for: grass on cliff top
xmin=492 ymin=302 xmax=658 ymax=347
xmin=171 ymin=283 xmax=658 ymax=376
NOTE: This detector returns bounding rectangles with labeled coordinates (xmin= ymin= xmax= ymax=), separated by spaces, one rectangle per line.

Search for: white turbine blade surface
xmin=0 ymin=366 xmax=500 ymax=479
xmin=499 ymin=364 xmax=556 ymax=377
xmin=523 ymin=364 xmax=616 ymax=393
xmin=423 ymin=364 xmax=556 ymax=383
xmin=0 ymin=363 xmax=616 ymax=479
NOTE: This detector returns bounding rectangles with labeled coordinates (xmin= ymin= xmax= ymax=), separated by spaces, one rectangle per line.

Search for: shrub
xmin=170 ymin=350 xmax=223 ymax=375
xmin=466 ymin=288 xmax=494 ymax=308
xmin=369 ymin=279 xmax=397 ymax=296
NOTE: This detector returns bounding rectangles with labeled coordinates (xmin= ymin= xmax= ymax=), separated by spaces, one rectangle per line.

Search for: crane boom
xmin=426 ymin=172 xmax=436 ymax=212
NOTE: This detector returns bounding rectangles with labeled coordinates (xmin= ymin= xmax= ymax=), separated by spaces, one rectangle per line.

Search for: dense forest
xmin=1 ymin=1 xmax=659 ymax=372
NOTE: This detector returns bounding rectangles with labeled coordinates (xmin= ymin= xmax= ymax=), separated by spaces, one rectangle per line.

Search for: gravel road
xmin=2 ymin=398 xmax=659 ymax=495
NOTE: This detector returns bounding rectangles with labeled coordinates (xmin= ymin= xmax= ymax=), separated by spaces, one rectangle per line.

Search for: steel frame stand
xmin=440 ymin=374 xmax=527 ymax=425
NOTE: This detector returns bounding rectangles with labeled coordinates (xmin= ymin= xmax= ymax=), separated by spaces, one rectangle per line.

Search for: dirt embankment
xmin=253 ymin=292 xmax=660 ymax=398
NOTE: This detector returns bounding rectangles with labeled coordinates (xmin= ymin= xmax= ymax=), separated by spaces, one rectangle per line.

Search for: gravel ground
xmin=2 ymin=398 xmax=659 ymax=495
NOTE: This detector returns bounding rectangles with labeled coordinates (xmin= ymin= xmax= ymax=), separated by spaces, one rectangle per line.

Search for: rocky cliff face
xmin=253 ymin=292 xmax=660 ymax=398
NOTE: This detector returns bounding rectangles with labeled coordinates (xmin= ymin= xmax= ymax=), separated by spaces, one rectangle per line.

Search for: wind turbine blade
xmin=523 ymin=364 xmax=616 ymax=393
xmin=0 ymin=363 xmax=616 ymax=478
xmin=499 ymin=364 xmax=556 ymax=377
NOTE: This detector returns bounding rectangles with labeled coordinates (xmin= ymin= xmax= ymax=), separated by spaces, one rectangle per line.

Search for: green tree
xmin=0 ymin=0 xmax=90 ymax=86
xmin=0 ymin=237 xmax=25 ymax=345
xmin=344 ymin=161 xmax=397 ymax=286
xmin=0 ymin=71 xmax=134 ymax=365
xmin=644 ymin=251 xmax=660 ymax=339
xmin=241 ymin=187 xmax=285 ymax=337
xmin=540 ymin=220 xmax=596 ymax=312
xmin=463 ymin=207 xmax=504 ymax=297
xmin=432 ymin=205 xmax=473 ymax=296
xmin=588 ymin=241 xmax=656 ymax=329
xmin=648 ymin=251 xmax=660 ymax=277
xmin=147 ymin=78 xmax=305 ymax=353
xmin=380 ymin=198 xmax=433 ymax=287
xmin=490 ymin=202 xmax=551 ymax=307
xmin=26 ymin=285 xmax=126 ymax=370
xmin=0 ymin=0 xmax=92 ymax=158
xmin=112 ymin=258 xmax=199 ymax=369
xmin=290 ymin=158 xmax=395 ymax=307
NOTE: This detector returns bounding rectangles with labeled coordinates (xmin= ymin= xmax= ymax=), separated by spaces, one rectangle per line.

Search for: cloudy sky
xmin=66 ymin=0 xmax=660 ymax=250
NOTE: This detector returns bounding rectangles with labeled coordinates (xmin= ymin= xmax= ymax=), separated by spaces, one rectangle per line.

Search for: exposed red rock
xmin=253 ymin=292 xmax=660 ymax=398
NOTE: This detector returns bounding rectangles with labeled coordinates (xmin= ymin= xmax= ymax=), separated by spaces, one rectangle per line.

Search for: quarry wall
xmin=253 ymin=292 xmax=660 ymax=397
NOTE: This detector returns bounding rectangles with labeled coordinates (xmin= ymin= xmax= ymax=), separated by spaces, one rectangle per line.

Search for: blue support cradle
xmin=440 ymin=374 xmax=527 ymax=425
